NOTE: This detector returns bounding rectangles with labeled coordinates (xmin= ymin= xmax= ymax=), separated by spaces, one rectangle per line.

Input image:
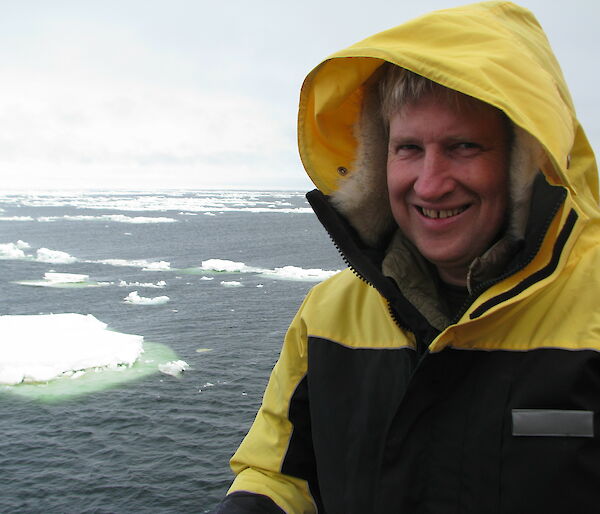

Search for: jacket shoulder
xmin=302 ymin=269 xmax=414 ymax=349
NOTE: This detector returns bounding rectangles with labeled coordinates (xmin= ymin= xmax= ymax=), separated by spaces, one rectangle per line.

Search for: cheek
xmin=480 ymin=167 xmax=509 ymax=219
xmin=387 ymin=162 xmax=409 ymax=195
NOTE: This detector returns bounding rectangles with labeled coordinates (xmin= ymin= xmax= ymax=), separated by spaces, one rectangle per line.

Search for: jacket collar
xmin=307 ymin=176 xmax=567 ymax=344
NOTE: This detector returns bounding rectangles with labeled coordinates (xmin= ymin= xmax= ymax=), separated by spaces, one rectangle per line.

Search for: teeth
xmin=421 ymin=207 xmax=466 ymax=219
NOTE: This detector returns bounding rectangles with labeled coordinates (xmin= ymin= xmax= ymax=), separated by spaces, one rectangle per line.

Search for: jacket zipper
xmin=450 ymin=188 xmax=566 ymax=325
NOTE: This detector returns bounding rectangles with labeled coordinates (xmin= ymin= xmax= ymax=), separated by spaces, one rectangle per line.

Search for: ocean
xmin=0 ymin=190 xmax=344 ymax=513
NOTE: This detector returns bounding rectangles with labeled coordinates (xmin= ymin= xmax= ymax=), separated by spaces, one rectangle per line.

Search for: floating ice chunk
xmin=123 ymin=291 xmax=170 ymax=305
xmin=0 ymin=313 xmax=143 ymax=386
xmin=201 ymin=259 xmax=252 ymax=272
xmin=0 ymin=242 xmax=28 ymax=259
xmin=158 ymin=360 xmax=189 ymax=376
xmin=142 ymin=261 xmax=171 ymax=271
xmin=220 ymin=281 xmax=243 ymax=287
xmin=118 ymin=280 xmax=166 ymax=289
xmin=95 ymin=258 xmax=171 ymax=270
xmin=119 ymin=280 xmax=167 ymax=289
xmin=14 ymin=272 xmax=104 ymax=289
xmin=198 ymin=381 xmax=214 ymax=392
xmin=36 ymin=248 xmax=77 ymax=264
xmin=97 ymin=258 xmax=150 ymax=268
xmin=261 ymin=266 xmax=339 ymax=282
xmin=196 ymin=258 xmax=338 ymax=282
xmin=44 ymin=272 xmax=89 ymax=283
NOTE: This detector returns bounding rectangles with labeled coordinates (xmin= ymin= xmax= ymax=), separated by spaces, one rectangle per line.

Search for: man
xmin=216 ymin=1 xmax=600 ymax=512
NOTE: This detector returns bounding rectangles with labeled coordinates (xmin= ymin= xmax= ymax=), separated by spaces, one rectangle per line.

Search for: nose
xmin=413 ymin=149 xmax=455 ymax=200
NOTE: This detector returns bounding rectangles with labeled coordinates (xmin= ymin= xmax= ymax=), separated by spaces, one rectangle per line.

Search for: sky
xmin=2 ymin=0 xmax=599 ymax=191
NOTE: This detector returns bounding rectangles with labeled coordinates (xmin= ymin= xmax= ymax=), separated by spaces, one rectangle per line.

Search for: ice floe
xmin=0 ymin=241 xmax=176 ymax=274
xmin=0 ymin=313 xmax=143 ymax=386
xmin=44 ymin=272 xmax=87 ymax=283
xmin=0 ymin=242 xmax=28 ymax=259
xmin=0 ymin=244 xmax=79 ymax=264
xmin=0 ymin=241 xmax=80 ymax=263
xmin=0 ymin=216 xmax=34 ymax=221
xmin=158 ymin=360 xmax=189 ymax=377
xmin=123 ymin=291 xmax=170 ymax=305
xmin=196 ymin=258 xmax=340 ymax=282
xmin=220 ymin=281 xmax=243 ymax=287
xmin=142 ymin=261 xmax=171 ymax=271
xmin=36 ymin=248 xmax=78 ymax=264
xmin=37 ymin=214 xmax=177 ymax=224
xmin=201 ymin=259 xmax=256 ymax=273
xmin=0 ymin=239 xmax=339 ymax=283
xmin=95 ymin=258 xmax=171 ymax=271
xmin=14 ymin=272 xmax=106 ymax=289
xmin=118 ymin=280 xmax=166 ymax=288
xmin=260 ymin=266 xmax=338 ymax=282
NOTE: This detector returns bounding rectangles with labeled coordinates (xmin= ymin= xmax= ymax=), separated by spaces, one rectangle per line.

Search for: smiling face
xmin=386 ymin=93 xmax=511 ymax=286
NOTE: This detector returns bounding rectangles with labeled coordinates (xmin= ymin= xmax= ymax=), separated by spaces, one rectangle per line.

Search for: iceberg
xmin=0 ymin=313 xmax=143 ymax=386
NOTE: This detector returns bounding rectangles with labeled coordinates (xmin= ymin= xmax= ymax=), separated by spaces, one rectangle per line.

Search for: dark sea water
xmin=0 ymin=191 xmax=344 ymax=513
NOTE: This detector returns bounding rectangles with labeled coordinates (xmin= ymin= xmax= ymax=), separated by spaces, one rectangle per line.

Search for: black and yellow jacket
xmin=217 ymin=2 xmax=600 ymax=512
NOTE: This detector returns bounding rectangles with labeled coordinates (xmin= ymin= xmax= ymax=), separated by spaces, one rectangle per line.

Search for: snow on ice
xmin=0 ymin=313 xmax=143 ymax=386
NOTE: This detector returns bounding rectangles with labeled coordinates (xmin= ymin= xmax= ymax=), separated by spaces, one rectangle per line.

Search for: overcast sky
xmin=2 ymin=0 xmax=598 ymax=191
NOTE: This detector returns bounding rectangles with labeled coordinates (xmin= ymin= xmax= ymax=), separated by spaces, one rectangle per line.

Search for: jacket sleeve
xmin=219 ymin=291 xmax=319 ymax=513
xmin=212 ymin=491 xmax=285 ymax=513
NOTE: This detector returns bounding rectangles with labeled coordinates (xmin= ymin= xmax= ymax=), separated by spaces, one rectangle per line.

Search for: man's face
xmin=386 ymin=93 xmax=510 ymax=285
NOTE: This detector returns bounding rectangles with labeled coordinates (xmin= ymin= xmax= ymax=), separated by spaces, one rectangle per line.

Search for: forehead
xmin=390 ymin=92 xmax=511 ymax=139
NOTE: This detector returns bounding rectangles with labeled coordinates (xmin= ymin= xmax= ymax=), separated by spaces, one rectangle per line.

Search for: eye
xmin=452 ymin=142 xmax=482 ymax=156
xmin=391 ymin=143 xmax=422 ymax=156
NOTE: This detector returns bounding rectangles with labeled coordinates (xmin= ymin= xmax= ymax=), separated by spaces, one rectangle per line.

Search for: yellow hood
xmin=298 ymin=1 xmax=598 ymax=214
